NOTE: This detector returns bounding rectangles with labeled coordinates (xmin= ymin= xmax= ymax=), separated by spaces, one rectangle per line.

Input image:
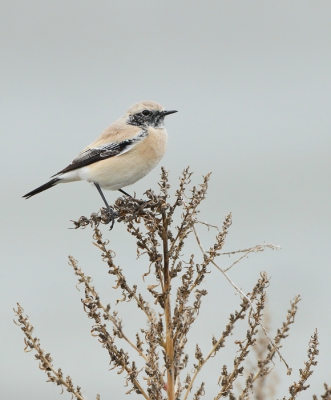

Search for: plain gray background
xmin=1 ymin=1 xmax=331 ymax=399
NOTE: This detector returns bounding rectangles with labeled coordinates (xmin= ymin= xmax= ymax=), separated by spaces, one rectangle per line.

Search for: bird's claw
xmin=101 ymin=207 xmax=118 ymax=230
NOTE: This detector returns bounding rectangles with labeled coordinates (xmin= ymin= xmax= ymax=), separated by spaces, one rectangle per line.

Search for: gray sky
xmin=1 ymin=1 xmax=331 ymax=399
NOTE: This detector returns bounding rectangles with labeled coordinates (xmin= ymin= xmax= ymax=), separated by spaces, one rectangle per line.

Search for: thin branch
xmin=92 ymin=228 xmax=155 ymax=324
xmin=192 ymin=223 xmax=291 ymax=374
xmin=91 ymin=323 xmax=149 ymax=400
xmin=182 ymin=299 xmax=249 ymax=400
xmin=162 ymin=211 xmax=175 ymax=400
xmin=224 ymin=244 xmax=281 ymax=272
xmin=220 ymin=244 xmax=281 ymax=257
xmin=69 ymin=256 xmax=148 ymax=362
xmin=288 ymin=330 xmax=319 ymax=399
xmin=13 ymin=303 xmax=86 ymax=400
xmin=195 ymin=220 xmax=220 ymax=231
xmin=250 ymin=295 xmax=301 ymax=388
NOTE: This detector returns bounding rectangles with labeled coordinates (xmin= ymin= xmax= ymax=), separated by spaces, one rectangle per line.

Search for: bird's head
xmin=126 ymin=101 xmax=177 ymax=129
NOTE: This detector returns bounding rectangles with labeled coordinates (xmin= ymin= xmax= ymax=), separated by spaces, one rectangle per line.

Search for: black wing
xmin=52 ymin=130 xmax=147 ymax=176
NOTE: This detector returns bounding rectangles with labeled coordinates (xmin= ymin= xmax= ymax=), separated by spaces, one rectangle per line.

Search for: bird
xmin=23 ymin=101 xmax=177 ymax=228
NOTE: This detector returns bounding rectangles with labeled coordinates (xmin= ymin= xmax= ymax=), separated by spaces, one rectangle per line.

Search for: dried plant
xmin=313 ymin=384 xmax=331 ymax=400
xmin=14 ymin=167 xmax=327 ymax=399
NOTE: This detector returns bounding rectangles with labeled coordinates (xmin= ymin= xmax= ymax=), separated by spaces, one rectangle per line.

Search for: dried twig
xmin=192 ymin=223 xmax=291 ymax=375
xmin=224 ymin=243 xmax=280 ymax=272
xmin=13 ymin=304 xmax=87 ymax=400
xmin=288 ymin=330 xmax=319 ymax=399
xmin=68 ymin=256 xmax=148 ymax=362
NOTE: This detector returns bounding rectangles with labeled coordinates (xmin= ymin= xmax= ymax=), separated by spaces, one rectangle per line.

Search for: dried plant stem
xmin=182 ymin=307 xmax=247 ymax=400
xmin=313 ymin=383 xmax=331 ymax=400
xmin=13 ymin=304 xmax=86 ymax=400
xmin=220 ymin=243 xmax=281 ymax=257
xmin=108 ymin=344 xmax=148 ymax=398
xmin=288 ymin=329 xmax=319 ymax=399
xmin=93 ymin=230 xmax=154 ymax=324
xmin=182 ymin=355 xmax=207 ymax=399
xmin=192 ymin=223 xmax=291 ymax=373
xmin=192 ymin=224 xmax=250 ymax=303
xmin=109 ymin=349 xmax=149 ymax=400
xmin=167 ymin=207 xmax=191 ymax=257
xmin=69 ymin=256 xmax=147 ymax=362
xmin=250 ymin=295 xmax=301 ymax=388
xmin=195 ymin=220 xmax=220 ymax=231
xmin=162 ymin=212 xmax=175 ymax=400
xmin=224 ymin=244 xmax=280 ymax=272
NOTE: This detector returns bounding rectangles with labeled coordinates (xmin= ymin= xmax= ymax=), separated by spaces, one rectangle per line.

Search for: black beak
xmin=162 ymin=110 xmax=178 ymax=116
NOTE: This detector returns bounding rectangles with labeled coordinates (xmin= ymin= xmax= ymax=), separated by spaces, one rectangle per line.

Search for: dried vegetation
xmin=14 ymin=168 xmax=327 ymax=399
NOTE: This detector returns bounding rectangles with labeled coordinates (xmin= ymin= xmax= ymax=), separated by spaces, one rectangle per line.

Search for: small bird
xmin=23 ymin=101 xmax=177 ymax=228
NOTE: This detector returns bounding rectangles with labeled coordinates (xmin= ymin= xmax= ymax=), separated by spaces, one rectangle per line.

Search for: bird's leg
xmin=119 ymin=188 xmax=149 ymax=207
xmin=118 ymin=188 xmax=133 ymax=198
xmin=94 ymin=183 xmax=115 ymax=229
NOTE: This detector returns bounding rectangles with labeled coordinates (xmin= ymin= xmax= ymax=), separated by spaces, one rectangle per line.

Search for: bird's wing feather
xmin=52 ymin=130 xmax=147 ymax=176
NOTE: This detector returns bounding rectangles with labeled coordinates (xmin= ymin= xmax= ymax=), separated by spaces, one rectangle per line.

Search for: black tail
xmin=23 ymin=178 xmax=60 ymax=199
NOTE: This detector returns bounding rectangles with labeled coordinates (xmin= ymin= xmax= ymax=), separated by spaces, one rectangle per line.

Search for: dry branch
xmin=14 ymin=167 xmax=324 ymax=400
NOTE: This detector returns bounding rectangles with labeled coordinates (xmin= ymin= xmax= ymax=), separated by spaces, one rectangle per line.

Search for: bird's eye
xmin=142 ymin=110 xmax=151 ymax=116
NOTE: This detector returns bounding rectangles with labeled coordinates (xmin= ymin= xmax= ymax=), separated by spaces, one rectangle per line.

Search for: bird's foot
xmin=101 ymin=207 xmax=118 ymax=230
